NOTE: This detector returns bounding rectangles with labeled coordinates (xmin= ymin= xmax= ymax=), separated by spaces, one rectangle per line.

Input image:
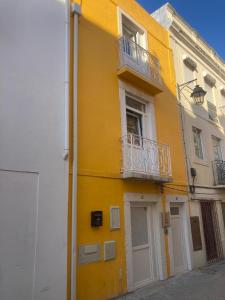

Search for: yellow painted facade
xmin=70 ymin=0 xmax=189 ymax=299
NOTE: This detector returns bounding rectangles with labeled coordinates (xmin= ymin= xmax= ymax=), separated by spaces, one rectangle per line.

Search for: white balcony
xmin=121 ymin=134 xmax=172 ymax=182
xmin=118 ymin=36 xmax=163 ymax=95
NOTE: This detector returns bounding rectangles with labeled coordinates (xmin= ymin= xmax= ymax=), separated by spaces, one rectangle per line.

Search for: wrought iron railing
xmin=121 ymin=134 xmax=172 ymax=179
xmin=212 ymin=160 xmax=225 ymax=185
xmin=118 ymin=36 xmax=162 ymax=85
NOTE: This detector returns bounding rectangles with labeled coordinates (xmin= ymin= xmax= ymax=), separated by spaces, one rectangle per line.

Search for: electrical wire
xmin=164 ymin=184 xmax=225 ymax=196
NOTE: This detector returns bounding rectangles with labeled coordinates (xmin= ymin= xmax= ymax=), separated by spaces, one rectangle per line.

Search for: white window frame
xmin=192 ymin=126 xmax=204 ymax=160
xmin=204 ymin=81 xmax=215 ymax=105
xmin=126 ymin=111 xmax=142 ymax=138
xmin=117 ymin=8 xmax=148 ymax=50
xmin=182 ymin=63 xmax=196 ymax=89
xmin=126 ymin=93 xmax=147 ymax=137
xmin=212 ymin=135 xmax=223 ymax=161
xmin=119 ymin=81 xmax=156 ymax=141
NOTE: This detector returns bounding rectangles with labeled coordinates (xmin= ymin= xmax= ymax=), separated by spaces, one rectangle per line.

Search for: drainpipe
xmin=71 ymin=3 xmax=81 ymax=300
xmin=63 ymin=0 xmax=70 ymax=160
xmin=177 ymin=84 xmax=192 ymax=193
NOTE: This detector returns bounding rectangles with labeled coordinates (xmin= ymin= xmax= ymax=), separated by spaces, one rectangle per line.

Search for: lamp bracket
xmin=178 ymin=79 xmax=197 ymax=92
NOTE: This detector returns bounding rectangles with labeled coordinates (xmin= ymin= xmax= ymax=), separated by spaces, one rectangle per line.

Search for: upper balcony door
xmin=118 ymin=11 xmax=162 ymax=94
xmin=123 ymin=24 xmax=138 ymax=60
xmin=121 ymin=15 xmax=148 ymax=75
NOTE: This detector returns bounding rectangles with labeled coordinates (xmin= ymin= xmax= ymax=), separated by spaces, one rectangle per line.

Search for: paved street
xmin=116 ymin=262 xmax=225 ymax=300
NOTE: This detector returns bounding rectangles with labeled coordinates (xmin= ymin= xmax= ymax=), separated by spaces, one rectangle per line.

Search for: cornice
xmin=170 ymin=21 xmax=225 ymax=82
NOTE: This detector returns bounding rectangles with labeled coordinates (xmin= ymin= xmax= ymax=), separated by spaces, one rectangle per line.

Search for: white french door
xmin=125 ymin=94 xmax=159 ymax=175
xmin=212 ymin=136 xmax=222 ymax=161
xmin=170 ymin=205 xmax=187 ymax=274
xmin=130 ymin=205 xmax=156 ymax=288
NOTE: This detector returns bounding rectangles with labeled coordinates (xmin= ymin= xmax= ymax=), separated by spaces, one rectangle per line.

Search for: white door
xmin=125 ymin=95 xmax=159 ymax=176
xmin=170 ymin=205 xmax=187 ymax=274
xmin=130 ymin=205 xmax=156 ymax=288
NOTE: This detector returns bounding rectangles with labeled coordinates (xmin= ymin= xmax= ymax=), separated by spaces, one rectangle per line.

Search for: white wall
xmin=169 ymin=20 xmax=225 ymax=268
xmin=152 ymin=4 xmax=225 ymax=269
xmin=169 ymin=35 xmax=225 ymax=187
xmin=0 ymin=1 xmax=68 ymax=299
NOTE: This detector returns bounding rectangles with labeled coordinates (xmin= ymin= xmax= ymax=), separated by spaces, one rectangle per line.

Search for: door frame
xmin=167 ymin=195 xmax=193 ymax=276
xmin=119 ymin=80 xmax=157 ymax=143
xmin=124 ymin=193 xmax=164 ymax=292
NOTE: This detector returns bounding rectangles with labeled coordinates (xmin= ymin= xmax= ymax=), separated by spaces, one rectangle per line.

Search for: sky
xmin=137 ymin=0 xmax=225 ymax=61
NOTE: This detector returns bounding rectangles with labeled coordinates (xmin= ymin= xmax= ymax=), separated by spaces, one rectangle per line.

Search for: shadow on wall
xmin=178 ymin=84 xmax=225 ymax=187
xmin=77 ymin=13 xmax=189 ymax=180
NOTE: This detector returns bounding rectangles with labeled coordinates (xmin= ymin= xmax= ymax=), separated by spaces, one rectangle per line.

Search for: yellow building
xmin=70 ymin=1 xmax=191 ymax=299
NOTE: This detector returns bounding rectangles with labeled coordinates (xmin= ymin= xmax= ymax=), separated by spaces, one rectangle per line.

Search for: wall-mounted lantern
xmin=178 ymin=79 xmax=206 ymax=105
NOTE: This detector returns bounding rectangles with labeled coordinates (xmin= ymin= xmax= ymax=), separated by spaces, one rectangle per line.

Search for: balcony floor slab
xmin=122 ymin=171 xmax=173 ymax=183
xmin=117 ymin=65 xmax=163 ymax=95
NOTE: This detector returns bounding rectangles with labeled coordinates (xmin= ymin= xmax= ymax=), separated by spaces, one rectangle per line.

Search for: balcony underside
xmin=117 ymin=65 xmax=163 ymax=95
xmin=122 ymin=171 xmax=172 ymax=183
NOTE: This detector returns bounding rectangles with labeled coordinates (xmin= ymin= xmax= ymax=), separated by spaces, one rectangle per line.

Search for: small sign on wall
xmin=110 ymin=206 xmax=120 ymax=230
xmin=190 ymin=216 xmax=202 ymax=251
xmin=78 ymin=243 xmax=101 ymax=264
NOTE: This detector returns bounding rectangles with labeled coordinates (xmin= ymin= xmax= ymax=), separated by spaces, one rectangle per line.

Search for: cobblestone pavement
xmin=116 ymin=261 xmax=225 ymax=300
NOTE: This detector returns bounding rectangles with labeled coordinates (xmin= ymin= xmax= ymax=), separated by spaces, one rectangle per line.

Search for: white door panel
xmin=130 ymin=205 xmax=156 ymax=288
xmin=170 ymin=206 xmax=187 ymax=274
xmin=133 ymin=247 xmax=151 ymax=287
xmin=0 ymin=171 xmax=38 ymax=300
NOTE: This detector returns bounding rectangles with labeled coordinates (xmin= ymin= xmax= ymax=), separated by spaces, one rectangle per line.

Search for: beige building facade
xmin=153 ymin=3 xmax=225 ymax=268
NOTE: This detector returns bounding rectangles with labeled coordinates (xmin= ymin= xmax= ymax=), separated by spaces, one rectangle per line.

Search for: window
xmin=220 ymin=91 xmax=225 ymax=112
xmin=126 ymin=94 xmax=147 ymax=145
xmin=121 ymin=14 xmax=146 ymax=63
xmin=207 ymin=101 xmax=218 ymax=122
xmin=205 ymin=82 xmax=214 ymax=104
xmin=122 ymin=22 xmax=138 ymax=59
xmin=123 ymin=23 xmax=138 ymax=44
xmin=190 ymin=216 xmax=202 ymax=251
xmin=183 ymin=64 xmax=194 ymax=89
xmin=212 ymin=136 xmax=222 ymax=161
xmin=221 ymin=88 xmax=225 ymax=103
xmin=126 ymin=112 xmax=142 ymax=136
xmin=205 ymin=82 xmax=218 ymax=122
xmin=170 ymin=206 xmax=180 ymax=216
xmin=122 ymin=15 xmax=144 ymax=47
xmin=192 ymin=127 xmax=204 ymax=159
xmin=221 ymin=203 xmax=225 ymax=229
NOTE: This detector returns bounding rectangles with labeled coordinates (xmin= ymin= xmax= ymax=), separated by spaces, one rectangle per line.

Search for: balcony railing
xmin=118 ymin=36 xmax=162 ymax=86
xmin=212 ymin=160 xmax=225 ymax=185
xmin=121 ymin=134 xmax=172 ymax=181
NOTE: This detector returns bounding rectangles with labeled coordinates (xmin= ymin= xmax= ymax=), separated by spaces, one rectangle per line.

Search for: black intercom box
xmin=91 ymin=211 xmax=103 ymax=227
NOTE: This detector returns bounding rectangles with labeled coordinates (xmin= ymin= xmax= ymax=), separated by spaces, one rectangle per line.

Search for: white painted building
xmin=0 ymin=0 xmax=70 ymax=299
xmin=152 ymin=3 xmax=225 ymax=268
